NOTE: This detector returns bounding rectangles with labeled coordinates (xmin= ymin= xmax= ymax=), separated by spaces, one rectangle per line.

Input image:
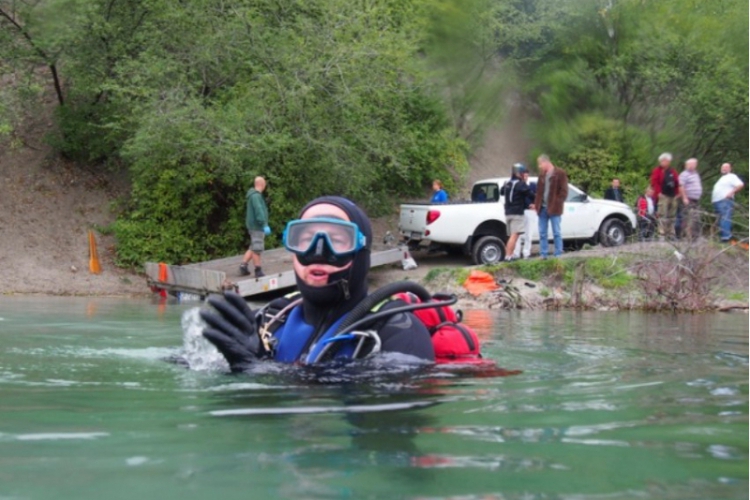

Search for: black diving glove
xmin=200 ymin=291 xmax=264 ymax=372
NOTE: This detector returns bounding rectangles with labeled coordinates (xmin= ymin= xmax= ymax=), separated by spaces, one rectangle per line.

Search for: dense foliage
xmin=1 ymin=0 xmax=746 ymax=266
xmin=1 ymin=0 xmax=470 ymax=265
xmin=494 ymin=0 xmax=748 ymax=203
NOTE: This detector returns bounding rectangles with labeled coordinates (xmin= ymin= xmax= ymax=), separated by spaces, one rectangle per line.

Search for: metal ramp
xmin=145 ymin=246 xmax=414 ymax=299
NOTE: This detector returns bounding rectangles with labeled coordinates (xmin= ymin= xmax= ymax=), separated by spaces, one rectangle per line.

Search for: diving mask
xmin=283 ymin=217 xmax=367 ymax=267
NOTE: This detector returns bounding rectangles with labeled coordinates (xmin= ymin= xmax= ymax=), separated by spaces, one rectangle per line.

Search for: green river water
xmin=0 ymin=296 xmax=746 ymax=500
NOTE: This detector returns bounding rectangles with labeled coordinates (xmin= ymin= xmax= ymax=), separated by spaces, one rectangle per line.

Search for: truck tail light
xmin=426 ymin=210 xmax=441 ymax=225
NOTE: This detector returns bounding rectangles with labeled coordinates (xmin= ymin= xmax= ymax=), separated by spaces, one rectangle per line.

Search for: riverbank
xmin=375 ymin=240 xmax=749 ymax=313
xmin=3 ymin=207 xmax=748 ymax=312
xmin=1 ymin=115 xmax=747 ymax=305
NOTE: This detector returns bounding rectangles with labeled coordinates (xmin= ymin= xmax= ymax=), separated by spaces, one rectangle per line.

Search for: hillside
xmin=0 ymin=93 xmax=532 ymax=296
xmin=0 ymin=94 xmax=144 ymax=295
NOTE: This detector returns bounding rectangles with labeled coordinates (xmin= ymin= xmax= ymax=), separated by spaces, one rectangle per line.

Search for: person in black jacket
xmin=604 ymin=178 xmax=624 ymax=203
xmin=199 ymin=196 xmax=435 ymax=372
xmin=500 ymin=163 xmax=530 ymax=262
xmin=512 ymin=170 xmax=538 ymax=259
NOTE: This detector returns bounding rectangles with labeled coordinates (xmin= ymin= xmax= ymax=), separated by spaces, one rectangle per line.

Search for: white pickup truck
xmin=399 ymin=177 xmax=637 ymax=264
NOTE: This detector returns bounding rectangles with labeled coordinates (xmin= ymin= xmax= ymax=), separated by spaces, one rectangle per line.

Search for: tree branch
xmin=0 ymin=6 xmax=65 ymax=105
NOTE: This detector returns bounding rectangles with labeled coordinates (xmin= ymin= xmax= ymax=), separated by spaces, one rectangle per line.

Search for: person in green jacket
xmin=240 ymin=176 xmax=271 ymax=277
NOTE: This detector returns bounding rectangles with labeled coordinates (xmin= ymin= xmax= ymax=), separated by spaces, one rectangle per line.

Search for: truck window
xmin=566 ymin=186 xmax=587 ymax=202
xmin=472 ymin=183 xmax=498 ymax=202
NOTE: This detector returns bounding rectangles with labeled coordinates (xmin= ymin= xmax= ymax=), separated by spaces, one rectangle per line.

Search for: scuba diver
xmin=201 ymin=196 xmax=455 ymax=372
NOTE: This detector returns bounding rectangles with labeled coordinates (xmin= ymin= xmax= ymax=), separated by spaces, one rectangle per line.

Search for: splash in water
xmin=180 ymin=307 xmax=229 ymax=372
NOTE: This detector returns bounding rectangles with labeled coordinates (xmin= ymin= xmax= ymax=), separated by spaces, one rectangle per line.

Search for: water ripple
xmin=10 ymin=432 xmax=109 ymax=442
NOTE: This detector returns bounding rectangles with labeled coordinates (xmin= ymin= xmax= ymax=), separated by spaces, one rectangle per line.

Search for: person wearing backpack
xmin=198 ymin=196 xmax=484 ymax=372
xmin=512 ymin=169 xmax=538 ymax=260
xmin=500 ymin=163 xmax=530 ymax=261
xmin=649 ymin=152 xmax=681 ymax=240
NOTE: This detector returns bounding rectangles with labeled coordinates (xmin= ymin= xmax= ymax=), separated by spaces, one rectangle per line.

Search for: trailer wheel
xmin=471 ymin=236 xmax=506 ymax=265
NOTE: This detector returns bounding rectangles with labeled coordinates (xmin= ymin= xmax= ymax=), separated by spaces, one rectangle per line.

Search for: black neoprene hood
xmin=294 ymin=196 xmax=372 ymax=314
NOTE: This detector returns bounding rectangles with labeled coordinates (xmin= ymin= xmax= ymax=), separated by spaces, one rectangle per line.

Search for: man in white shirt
xmin=711 ymin=163 xmax=745 ymax=242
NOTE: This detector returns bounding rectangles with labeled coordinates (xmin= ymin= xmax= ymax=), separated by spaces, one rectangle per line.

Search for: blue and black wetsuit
xmin=263 ymin=196 xmax=434 ymax=363
xmin=264 ymin=296 xmax=435 ymax=363
xmin=201 ymin=196 xmax=436 ymax=369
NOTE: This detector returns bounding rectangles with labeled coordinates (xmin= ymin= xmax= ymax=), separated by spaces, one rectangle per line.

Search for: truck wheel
xmin=471 ymin=236 xmax=506 ymax=265
xmin=599 ymin=218 xmax=627 ymax=247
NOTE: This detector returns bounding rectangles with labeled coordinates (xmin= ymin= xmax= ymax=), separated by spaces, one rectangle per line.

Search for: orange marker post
xmin=88 ymin=230 xmax=102 ymax=274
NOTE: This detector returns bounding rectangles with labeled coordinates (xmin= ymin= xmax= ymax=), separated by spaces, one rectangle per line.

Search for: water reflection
xmin=461 ymin=309 xmax=494 ymax=340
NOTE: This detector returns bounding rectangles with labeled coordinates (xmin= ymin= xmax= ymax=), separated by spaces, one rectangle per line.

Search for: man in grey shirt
xmin=676 ymin=158 xmax=702 ymax=240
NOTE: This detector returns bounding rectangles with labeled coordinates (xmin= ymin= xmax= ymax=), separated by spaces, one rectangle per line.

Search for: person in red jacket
xmin=649 ymin=152 xmax=680 ymax=240
xmin=636 ymin=186 xmax=656 ymax=241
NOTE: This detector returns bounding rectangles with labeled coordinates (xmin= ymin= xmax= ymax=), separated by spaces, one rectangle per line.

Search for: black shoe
xmin=239 ymin=263 xmax=250 ymax=276
xmin=254 ymin=267 xmax=265 ymax=278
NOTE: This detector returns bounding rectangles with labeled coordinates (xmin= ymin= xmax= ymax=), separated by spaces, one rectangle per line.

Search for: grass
xmin=506 ymin=258 xmax=565 ymax=281
xmin=582 ymin=257 xmax=634 ymax=289
xmin=723 ymin=290 xmax=748 ymax=302
xmin=423 ymin=267 xmax=449 ymax=284
xmin=422 ymin=256 xmax=636 ymax=291
xmin=423 ymin=266 xmax=471 ymax=286
xmin=504 ymin=256 xmax=634 ymax=289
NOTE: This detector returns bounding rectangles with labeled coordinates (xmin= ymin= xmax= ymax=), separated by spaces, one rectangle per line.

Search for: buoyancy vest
xmin=265 ymin=290 xmax=485 ymax=365
xmin=272 ymin=306 xmax=353 ymax=364
xmin=391 ymin=292 xmax=484 ymax=364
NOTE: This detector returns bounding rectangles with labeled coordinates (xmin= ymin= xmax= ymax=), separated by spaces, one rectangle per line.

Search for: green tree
xmin=510 ymin=0 xmax=747 ymax=199
xmin=2 ymin=0 xmax=472 ymax=266
xmin=108 ymin=0 xmax=469 ymax=265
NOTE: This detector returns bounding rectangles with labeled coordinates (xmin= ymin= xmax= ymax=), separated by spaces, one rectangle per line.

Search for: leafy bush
xmin=100 ymin=0 xmax=469 ymax=266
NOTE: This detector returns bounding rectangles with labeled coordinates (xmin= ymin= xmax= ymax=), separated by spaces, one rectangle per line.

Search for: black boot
xmin=254 ymin=266 xmax=265 ymax=278
xmin=239 ymin=263 xmax=250 ymax=276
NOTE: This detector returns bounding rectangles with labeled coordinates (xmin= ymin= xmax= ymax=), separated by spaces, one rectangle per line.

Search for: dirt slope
xmin=467 ymin=98 xmax=533 ymax=187
xmin=0 ymin=95 xmax=145 ymax=296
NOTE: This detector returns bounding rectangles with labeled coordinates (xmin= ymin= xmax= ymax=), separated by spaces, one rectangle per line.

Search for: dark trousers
xmin=638 ymin=216 xmax=656 ymax=241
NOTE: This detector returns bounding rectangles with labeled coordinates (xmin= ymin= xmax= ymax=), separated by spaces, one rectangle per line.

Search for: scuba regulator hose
xmin=335 ymin=280 xmax=434 ymax=334
xmin=310 ymin=281 xmax=458 ymax=363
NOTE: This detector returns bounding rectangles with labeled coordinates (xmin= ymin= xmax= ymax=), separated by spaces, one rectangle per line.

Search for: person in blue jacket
xmin=431 ymin=180 xmax=449 ymax=203
xmin=200 ymin=196 xmax=435 ymax=371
